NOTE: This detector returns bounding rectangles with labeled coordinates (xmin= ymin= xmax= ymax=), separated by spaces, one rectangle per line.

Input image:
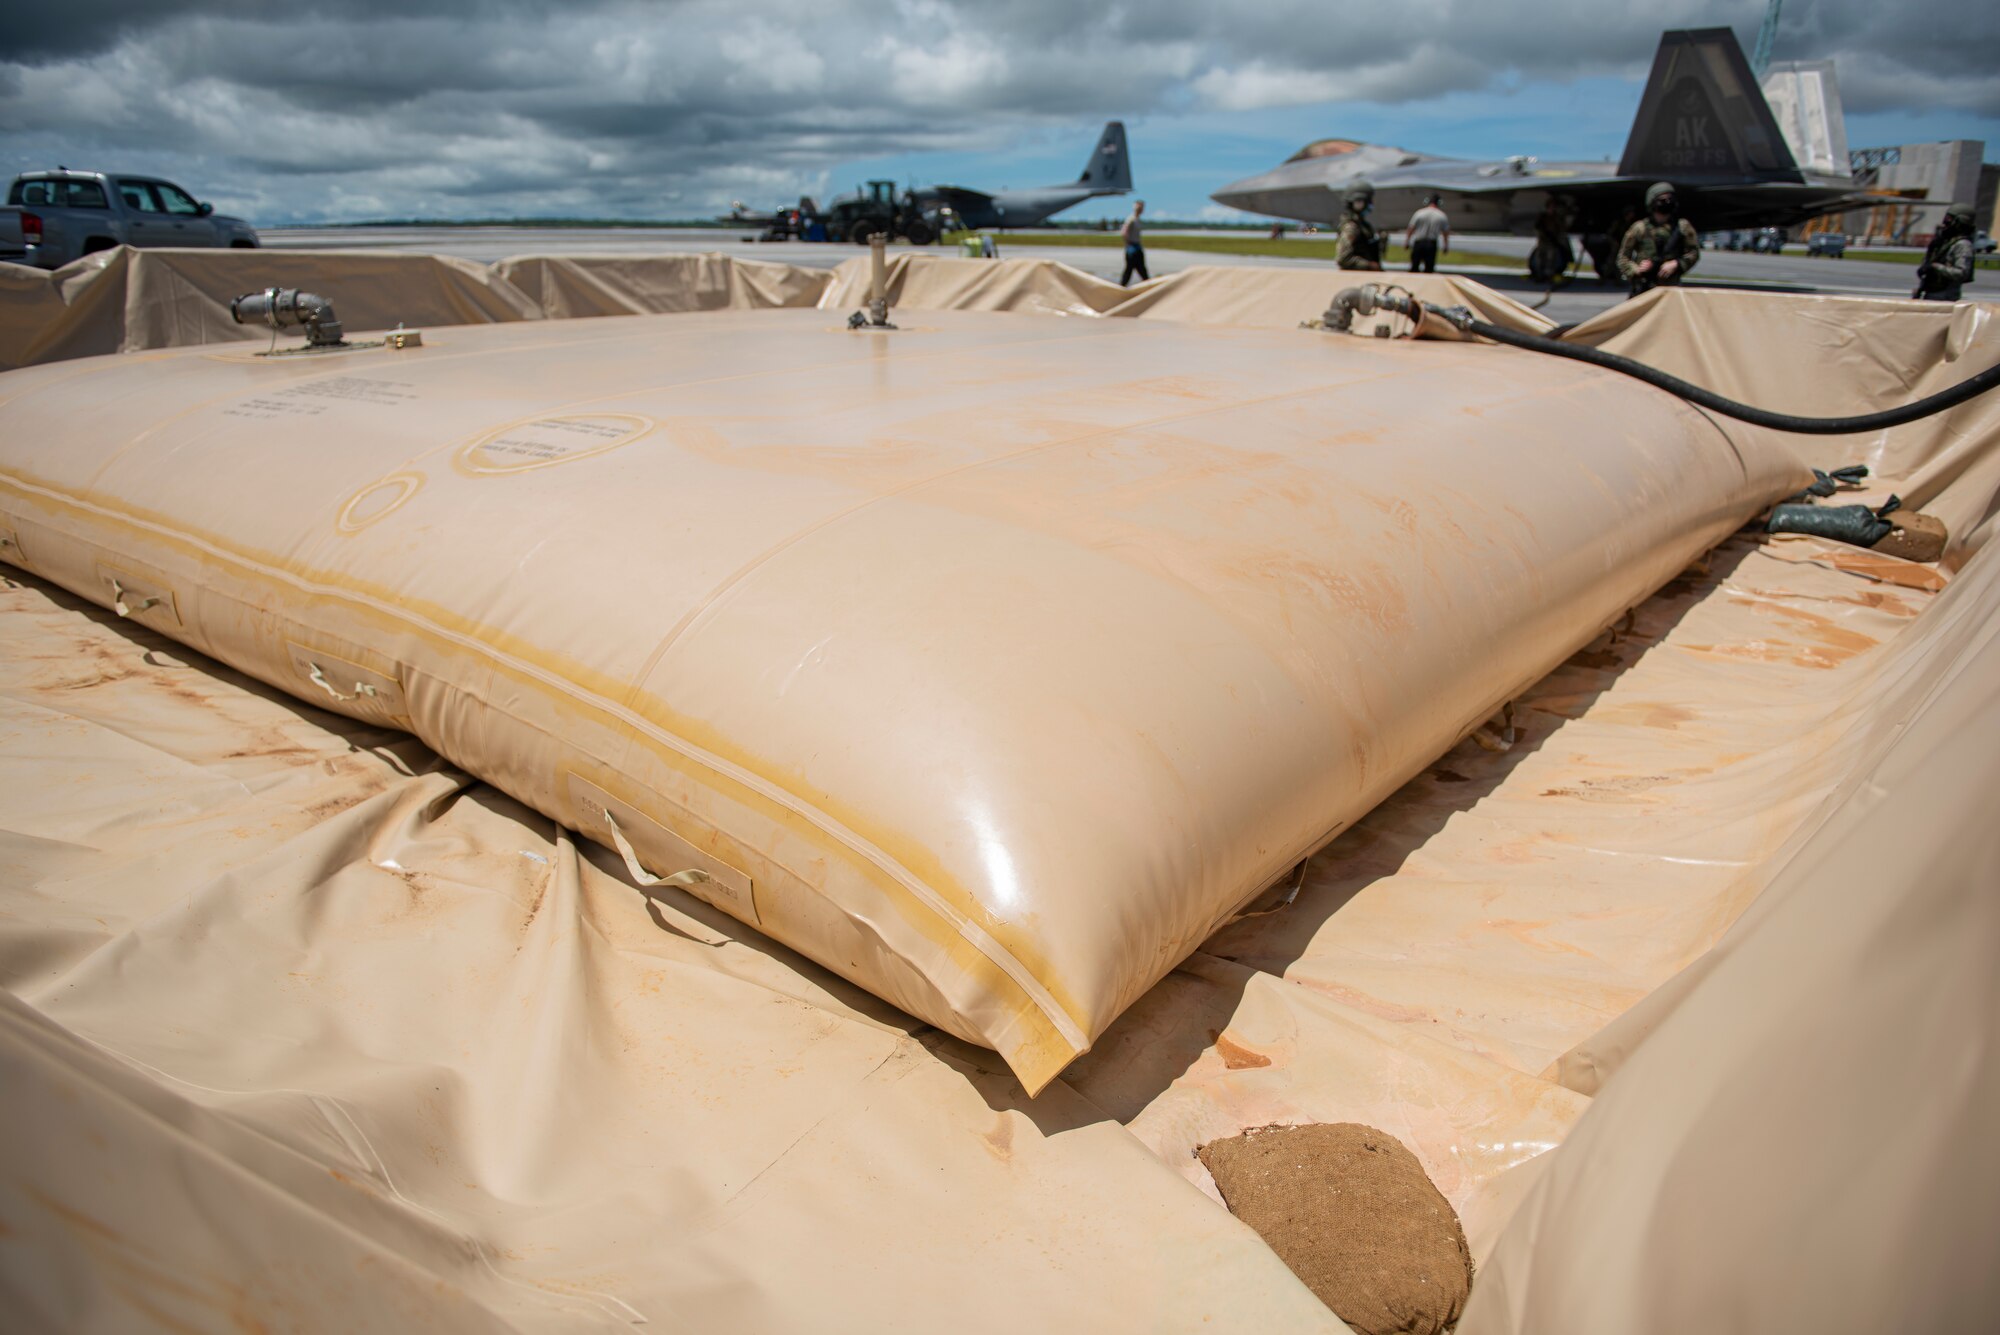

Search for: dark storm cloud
xmin=1 ymin=0 xmax=1993 ymax=223
xmin=2 ymin=0 xmax=539 ymax=61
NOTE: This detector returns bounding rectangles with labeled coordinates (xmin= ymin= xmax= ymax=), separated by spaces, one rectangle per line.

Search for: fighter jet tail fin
xmin=1076 ymin=121 xmax=1132 ymax=194
xmin=1760 ymin=59 xmax=1853 ymax=181
xmin=1618 ymin=28 xmax=1803 ymax=183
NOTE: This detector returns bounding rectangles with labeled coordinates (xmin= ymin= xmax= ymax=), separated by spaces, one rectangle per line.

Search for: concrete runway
xmin=264 ymin=225 xmax=1975 ymax=325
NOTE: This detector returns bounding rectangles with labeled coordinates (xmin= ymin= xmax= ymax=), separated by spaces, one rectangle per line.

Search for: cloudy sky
xmin=3 ymin=0 xmax=1996 ymax=226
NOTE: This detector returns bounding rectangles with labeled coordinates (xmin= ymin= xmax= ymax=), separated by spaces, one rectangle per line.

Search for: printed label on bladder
xmin=460 ymin=414 xmax=652 ymax=474
xmin=276 ymin=377 xmax=416 ymax=406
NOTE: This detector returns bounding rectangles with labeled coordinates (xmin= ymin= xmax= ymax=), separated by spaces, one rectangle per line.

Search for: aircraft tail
xmin=1076 ymin=121 xmax=1132 ymax=194
xmin=1618 ymin=29 xmax=1802 ymax=183
xmin=1760 ymin=59 xmax=1852 ymax=181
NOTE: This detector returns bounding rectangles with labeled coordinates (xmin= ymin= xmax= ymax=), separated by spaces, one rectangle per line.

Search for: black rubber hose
xmin=1464 ymin=317 xmax=2000 ymax=435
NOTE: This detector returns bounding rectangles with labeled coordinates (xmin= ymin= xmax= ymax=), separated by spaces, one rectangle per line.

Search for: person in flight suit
xmin=1915 ymin=202 xmax=1978 ymax=301
xmin=1336 ymin=181 xmax=1384 ymax=271
xmin=1617 ymin=182 xmax=1701 ymax=297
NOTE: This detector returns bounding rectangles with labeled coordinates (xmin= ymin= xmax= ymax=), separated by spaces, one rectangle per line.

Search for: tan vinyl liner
xmin=2 ymin=253 xmax=1998 ymax=1329
xmin=0 ymin=246 xmax=832 ymax=370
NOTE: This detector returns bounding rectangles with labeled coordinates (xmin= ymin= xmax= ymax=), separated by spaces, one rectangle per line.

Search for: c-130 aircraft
xmin=725 ymin=122 xmax=1133 ymax=239
xmin=1211 ymin=29 xmax=1862 ymax=276
xmin=915 ymin=121 xmax=1133 ymax=228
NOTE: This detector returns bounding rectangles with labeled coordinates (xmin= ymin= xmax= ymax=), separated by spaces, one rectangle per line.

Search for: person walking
xmin=1120 ymin=200 xmax=1149 ymax=286
xmin=1617 ymin=182 xmax=1701 ymax=298
xmin=1914 ymin=203 xmax=1977 ymax=301
xmin=1336 ymin=182 xmax=1384 ymax=270
xmin=1405 ymin=193 xmax=1450 ymax=273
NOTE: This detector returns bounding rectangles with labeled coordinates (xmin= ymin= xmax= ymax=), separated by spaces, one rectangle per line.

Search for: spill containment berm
xmin=0 ymin=306 xmax=1804 ymax=1088
xmin=7 ymin=259 xmax=2000 ymax=1330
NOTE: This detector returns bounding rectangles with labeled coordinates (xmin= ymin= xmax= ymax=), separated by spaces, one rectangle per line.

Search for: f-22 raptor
xmin=1212 ymin=29 xmax=1861 ymax=274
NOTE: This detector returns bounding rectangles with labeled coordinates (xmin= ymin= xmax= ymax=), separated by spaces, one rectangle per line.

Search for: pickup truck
xmin=0 ymin=170 xmax=259 ymax=269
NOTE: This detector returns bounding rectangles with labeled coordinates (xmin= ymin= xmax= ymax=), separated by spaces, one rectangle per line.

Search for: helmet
xmin=1645 ymin=181 xmax=1676 ymax=210
xmin=1346 ymin=180 xmax=1376 ymax=211
xmin=1943 ymin=202 xmax=1976 ymax=228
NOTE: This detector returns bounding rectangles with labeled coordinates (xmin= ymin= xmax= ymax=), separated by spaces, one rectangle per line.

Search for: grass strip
xmin=1807 ymin=248 xmax=2000 ymax=271
xmin=974 ymin=230 xmax=1521 ymax=268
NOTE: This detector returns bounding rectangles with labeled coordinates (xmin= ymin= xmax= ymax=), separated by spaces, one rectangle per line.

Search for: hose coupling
xmin=230 ymin=288 xmax=346 ymax=347
xmin=1322 ymin=284 xmax=1474 ymax=336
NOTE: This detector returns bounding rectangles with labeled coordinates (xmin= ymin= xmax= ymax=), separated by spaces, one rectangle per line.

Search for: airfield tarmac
xmin=264 ymin=225 xmax=1974 ymax=324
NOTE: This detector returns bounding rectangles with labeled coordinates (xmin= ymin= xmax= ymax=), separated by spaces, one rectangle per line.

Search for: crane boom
xmin=1751 ymin=0 xmax=1784 ymax=77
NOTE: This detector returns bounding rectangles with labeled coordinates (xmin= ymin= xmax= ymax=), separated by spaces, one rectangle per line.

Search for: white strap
xmin=602 ymin=808 xmax=711 ymax=891
xmin=307 ymin=660 xmax=378 ymax=703
xmin=602 ymin=809 xmax=728 ymax=946
xmin=109 ymin=578 xmax=160 ymax=618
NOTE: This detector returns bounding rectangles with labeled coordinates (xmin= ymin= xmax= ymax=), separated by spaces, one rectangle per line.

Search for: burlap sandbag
xmin=1201 ymin=1123 xmax=1473 ymax=1334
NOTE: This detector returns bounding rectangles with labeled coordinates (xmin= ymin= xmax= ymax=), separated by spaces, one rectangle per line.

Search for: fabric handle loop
xmin=306 ymin=660 xmax=378 ymax=703
xmin=109 ymin=578 xmax=159 ymax=618
xmin=601 ymin=809 xmax=729 ymax=946
xmin=602 ymin=808 xmax=712 ymax=892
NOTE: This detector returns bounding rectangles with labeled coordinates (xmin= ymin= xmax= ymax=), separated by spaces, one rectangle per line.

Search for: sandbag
xmin=1766 ymin=501 xmax=1894 ymax=547
xmin=0 ymin=306 xmax=1803 ymax=1090
xmin=1200 ymin=1123 xmax=1473 ymax=1333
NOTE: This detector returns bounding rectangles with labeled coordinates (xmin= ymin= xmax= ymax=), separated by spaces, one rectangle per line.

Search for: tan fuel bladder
xmin=0 ymin=307 xmax=1805 ymax=1088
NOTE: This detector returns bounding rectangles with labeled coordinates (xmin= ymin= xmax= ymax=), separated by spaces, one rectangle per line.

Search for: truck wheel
xmin=231 ymin=240 xmax=256 ymax=249
xmin=82 ymin=238 xmax=115 ymax=255
xmin=850 ymin=221 xmax=876 ymax=245
xmin=905 ymin=220 xmax=934 ymax=246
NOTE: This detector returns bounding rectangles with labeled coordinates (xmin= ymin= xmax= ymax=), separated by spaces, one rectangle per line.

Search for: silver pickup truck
xmin=0 ymin=170 xmax=259 ymax=269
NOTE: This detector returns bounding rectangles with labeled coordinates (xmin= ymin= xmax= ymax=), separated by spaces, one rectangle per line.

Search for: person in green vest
xmin=1336 ymin=182 xmax=1384 ymax=271
xmin=1617 ymin=182 xmax=1701 ymax=298
xmin=1914 ymin=203 xmax=1977 ymax=301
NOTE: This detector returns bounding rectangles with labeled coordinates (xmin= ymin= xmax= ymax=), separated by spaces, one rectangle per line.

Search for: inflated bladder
xmin=0 ymin=307 xmax=1803 ymax=1089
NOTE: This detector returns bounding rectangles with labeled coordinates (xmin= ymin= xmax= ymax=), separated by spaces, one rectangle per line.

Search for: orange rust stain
xmin=26 ymin=1185 xmax=275 ymax=1335
xmin=979 ymin=1115 xmax=1015 ymax=1161
xmin=1822 ymin=549 xmax=1948 ymax=591
xmin=1681 ymin=639 xmax=1859 ymax=671
xmin=1737 ymin=599 xmax=1881 ymax=656
xmin=1593 ymin=700 xmax=1697 ymax=731
xmin=1126 ymin=374 xmax=1231 ymax=402
xmin=305 ymin=794 xmax=370 ymax=822
xmin=1539 ymin=773 xmax=1674 ymax=802
xmin=1842 ymin=587 xmax=1919 ymax=616
xmin=1485 ymin=917 xmax=1601 ymax=960
xmin=1213 ymin=1033 xmax=1274 ymax=1070
xmin=1486 ymin=837 xmax=1553 ymax=865
xmin=516 ymin=877 xmax=550 ymax=936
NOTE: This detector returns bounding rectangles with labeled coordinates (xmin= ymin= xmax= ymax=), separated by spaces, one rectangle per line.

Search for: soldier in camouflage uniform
xmin=1915 ymin=203 xmax=1977 ymax=302
xmin=1617 ymin=182 xmax=1701 ymax=297
xmin=1335 ymin=181 xmax=1384 ymax=271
